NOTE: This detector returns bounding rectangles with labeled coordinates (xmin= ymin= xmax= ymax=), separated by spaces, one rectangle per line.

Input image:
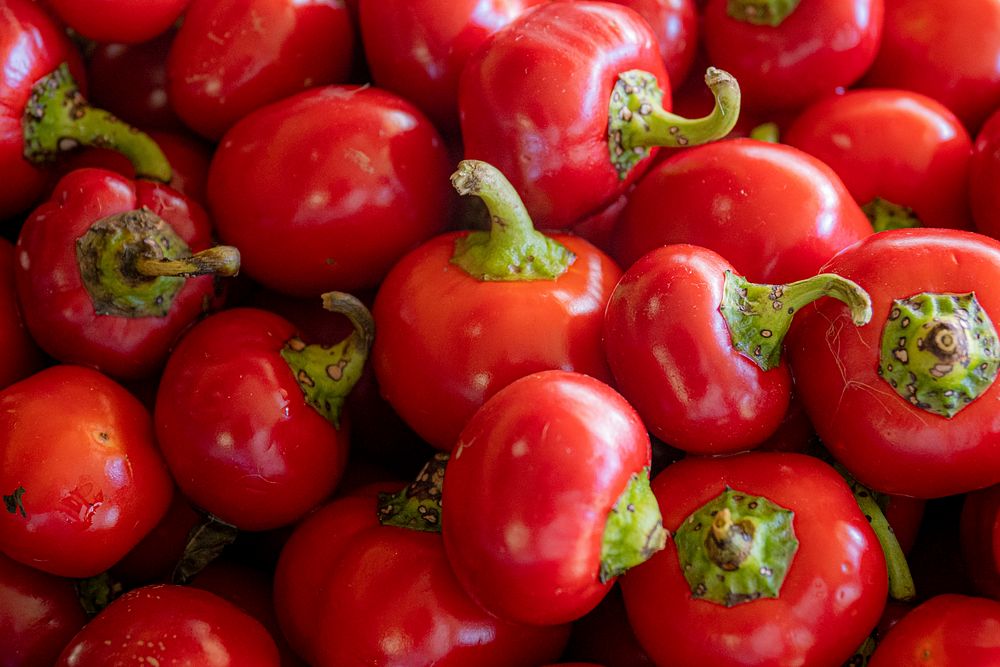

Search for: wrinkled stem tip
xmin=451 ymin=160 xmax=485 ymax=197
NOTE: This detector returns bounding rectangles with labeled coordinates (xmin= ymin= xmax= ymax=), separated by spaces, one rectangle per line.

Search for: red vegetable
xmin=620 ymin=452 xmax=889 ymax=667
xmin=784 ymin=88 xmax=974 ymax=231
xmin=442 ymin=370 xmax=666 ymax=626
xmin=167 ymin=0 xmax=355 ymax=140
xmin=0 ymin=238 xmax=44 ymax=390
xmin=459 ymin=0 xmax=740 ymax=229
xmin=0 ymin=365 xmax=174 ymax=578
xmin=604 ymin=243 xmax=871 ymax=454
xmin=14 ymin=168 xmax=237 ymax=380
xmin=46 ymin=0 xmax=190 ymax=44
xmin=960 ymin=484 xmax=1000 ymax=600
xmin=969 ymin=107 xmax=1000 ymax=239
xmin=605 ymin=0 xmax=699 ymax=91
xmin=789 ymin=229 xmax=1000 ymax=497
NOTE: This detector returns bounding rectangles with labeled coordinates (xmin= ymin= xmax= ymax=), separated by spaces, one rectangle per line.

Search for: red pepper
xmin=14 ymin=168 xmax=239 ymax=380
xmin=459 ymin=0 xmax=740 ymax=229
xmin=45 ymin=0 xmax=191 ymax=44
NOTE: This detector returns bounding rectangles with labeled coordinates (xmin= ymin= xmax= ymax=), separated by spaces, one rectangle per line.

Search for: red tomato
xmin=358 ymin=0 xmax=547 ymax=134
xmin=0 ymin=238 xmax=44 ymax=390
xmin=154 ymin=308 xmax=351 ymax=530
xmin=960 ymin=485 xmax=1000 ymax=600
xmin=969 ymin=107 xmax=1000 ymax=240
xmin=788 ymin=229 xmax=1000 ymax=497
xmin=46 ymin=0 xmax=190 ymax=44
xmin=784 ymin=89 xmax=974 ymax=231
xmin=54 ymin=584 xmax=280 ymax=666
xmin=0 ymin=365 xmax=174 ymax=578
xmin=207 ymin=85 xmax=453 ymax=296
xmin=442 ymin=370 xmax=662 ymax=626
xmin=702 ymin=0 xmax=883 ymax=113
xmin=862 ymin=0 xmax=1000 ymax=132
xmin=611 ymin=138 xmax=874 ymax=284
xmin=620 ymin=452 xmax=888 ymax=667
xmin=868 ymin=594 xmax=1000 ymax=666
xmin=14 ymin=168 xmax=225 ymax=380
xmin=0 ymin=552 xmax=88 ymax=667
xmin=167 ymin=0 xmax=355 ymax=140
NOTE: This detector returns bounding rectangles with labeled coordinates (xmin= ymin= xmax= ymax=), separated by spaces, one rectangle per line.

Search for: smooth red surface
xmin=784 ymin=89 xmax=974 ymax=230
xmin=621 ymin=453 xmax=888 ymax=667
xmin=0 ymin=365 xmax=174 ymax=578
xmin=612 ymin=138 xmax=873 ymax=283
xmin=442 ymin=370 xmax=652 ymax=626
xmin=459 ymin=1 xmax=670 ymax=229
xmin=960 ymin=485 xmax=1000 ymax=600
xmin=970 ymin=107 xmax=1000 ymax=239
xmin=0 ymin=0 xmax=85 ymax=221
xmin=372 ymin=232 xmax=620 ymax=450
xmin=0 ymin=238 xmax=44 ymax=390
xmin=47 ymin=0 xmax=189 ymax=44
xmin=789 ymin=229 xmax=1000 ymax=497
xmin=606 ymin=0 xmax=699 ymax=89
xmin=207 ymin=85 xmax=453 ymax=296
xmin=703 ymin=0 xmax=883 ymax=113
xmin=863 ymin=0 xmax=1000 ymax=132
xmin=605 ymin=244 xmax=791 ymax=453
xmin=0 ymin=552 xmax=88 ymax=667
xmin=313 ymin=525 xmax=570 ymax=666
xmin=55 ymin=585 xmax=280 ymax=666
xmin=167 ymin=0 xmax=354 ymax=140
xmin=155 ymin=308 xmax=350 ymax=530
xmin=14 ymin=168 xmax=219 ymax=380
xmin=359 ymin=0 xmax=547 ymax=134
xmin=868 ymin=594 xmax=1000 ymax=666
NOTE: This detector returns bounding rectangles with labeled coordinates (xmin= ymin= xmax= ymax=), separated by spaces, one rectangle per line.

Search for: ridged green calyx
xmin=727 ymin=0 xmax=802 ymax=26
xmin=450 ymin=159 xmax=575 ymax=281
xmin=23 ymin=63 xmax=172 ymax=182
xmin=878 ymin=292 xmax=999 ymax=418
xmin=377 ymin=453 xmax=448 ymax=532
xmin=864 ymin=197 xmax=923 ymax=232
xmin=279 ymin=292 xmax=375 ymax=428
xmin=674 ymin=487 xmax=798 ymax=607
xmin=599 ymin=468 xmax=668 ymax=583
xmin=721 ymin=270 xmax=873 ymax=371
xmin=608 ymin=67 xmax=741 ymax=179
xmin=76 ymin=209 xmax=241 ymax=318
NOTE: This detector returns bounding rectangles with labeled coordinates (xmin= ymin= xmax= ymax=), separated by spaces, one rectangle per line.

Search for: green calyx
xmin=674 ymin=487 xmax=798 ymax=607
xmin=599 ymin=468 xmax=668 ymax=584
xmin=171 ymin=513 xmax=239 ymax=585
xmin=749 ymin=121 xmax=780 ymax=143
xmin=23 ymin=63 xmax=172 ymax=182
xmin=3 ymin=485 xmax=27 ymax=518
xmin=608 ymin=67 xmax=741 ymax=179
xmin=835 ymin=464 xmax=915 ymax=602
xmin=864 ymin=197 xmax=923 ymax=232
xmin=878 ymin=292 xmax=1000 ymax=418
xmin=76 ymin=209 xmax=240 ymax=318
xmin=377 ymin=453 xmax=448 ymax=532
xmin=450 ymin=159 xmax=575 ymax=281
xmin=721 ymin=270 xmax=873 ymax=371
xmin=727 ymin=0 xmax=802 ymax=26
xmin=76 ymin=572 xmax=124 ymax=615
xmin=279 ymin=291 xmax=375 ymax=428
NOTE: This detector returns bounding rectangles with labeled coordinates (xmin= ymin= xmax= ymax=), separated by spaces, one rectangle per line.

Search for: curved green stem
xmin=450 ymin=159 xmax=575 ymax=281
xmin=721 ymin=271 xmax=872 ymax=371
xmin=23 ymin=63 xmax=172 ymax=182
xmin=727 ymin=0 xmax=802 ymax=26
xmin=279 ymin=292 xmax=374 ymax=428
xmin=600 ymin=468 xmax=668 ymax=583
xmin=609 ymin=67 xmax=741 ymax=178
xmin=134 ymin=246 xmax=241 ymax=278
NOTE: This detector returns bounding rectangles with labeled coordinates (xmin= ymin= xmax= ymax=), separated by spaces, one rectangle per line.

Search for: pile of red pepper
xmin=1 ymin=0 xmax=999 ymax=665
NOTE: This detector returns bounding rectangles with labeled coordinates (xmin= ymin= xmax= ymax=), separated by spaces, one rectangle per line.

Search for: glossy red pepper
xmin=459 ymin=0 xmax=740 ymax=229
xmin=358 ymin=0 xmax=548 ymax=135
xmin=863 ymin=0 xmax=1000 ymax=132
xmin=784 ymin=89 xmax=974 ymax=231
xmin=207 ymin=85 xmax=454 ymax=297
xmin=14 ymin=168 xmax=238 ymax=380
xmin=612 ymin=138 xmax=874 ymax=284
xmin=606 ymin=0 xmax=699 ymax=91
xmin=960 ymin=484 xmax=1000 ymax=600
xmin=0 ymin=238 xmax=44 ymax=390
xmin=702 ymin=0 xmax=883 ymax=113
xmin=167 ymin=0 xmax=355 ymax=140
xmin=789 ymin=229 xmax=1000 ymax=497
xmin=46 ymin=0 xmax=190 ymax=44
xmin=969 ymin=107 xmax=1000 ymax=240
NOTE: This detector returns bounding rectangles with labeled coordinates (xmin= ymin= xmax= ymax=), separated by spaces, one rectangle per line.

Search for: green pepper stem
xmin=599 ymin=468 xmax=668 ymax=583
xmin=134 ymin=246 xmax=241 ymax=278
xmin=609 ymin=67 xmax=741 ymax=178
xmin=377 ymin=453 xmax=448 ymax=532
xmin=727 ymin=0 xmax=802 ymax=26
xmin=449 ymin=159 xmax=575 ymax=281
xmin=23 ymin=63 xmax=172 ymax=182
xmin=863 ymin=197 xmax=923 ymax=232
xmin=721 ymin=271 xmax=872 ymax=371
xmin=750 ymin=121 xmax=780 ymax=143
xmin=170 ymin=513 xmax=239 ymax=586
